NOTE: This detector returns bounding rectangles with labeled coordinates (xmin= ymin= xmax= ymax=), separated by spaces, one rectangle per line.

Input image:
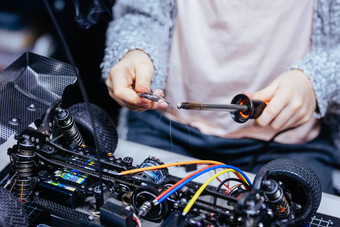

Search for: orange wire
xmin=155 ymin=164 xmax=220 ymax=201
xmin=120 ymin=160 xmax=225 ymax=175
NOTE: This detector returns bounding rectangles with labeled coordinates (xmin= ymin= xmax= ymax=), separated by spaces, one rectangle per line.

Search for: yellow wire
xmin=120 ymin=160 xmax=249 ymax=188
xmin=182 ymin=169 xmax=237 ymax=215
xmin=20 ymin=181 xmax=24 ymax=199
xmin=120 ymin=160 xmax=225 ymax=175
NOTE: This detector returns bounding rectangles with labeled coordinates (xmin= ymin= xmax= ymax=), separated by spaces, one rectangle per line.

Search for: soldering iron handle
xmin=230 ymin=94 xmax=267 ymax=123
xmin=251 ymin=100 xmax=267 ymax=119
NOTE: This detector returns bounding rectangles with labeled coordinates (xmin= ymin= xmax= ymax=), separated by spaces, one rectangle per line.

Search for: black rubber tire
xmin=0 ymin=187 xmax=28 ymax=227
xmin=67 ymin=102 xmax=118 ymax=154
xmin=254 ymin=158 xmax=322 ymax=226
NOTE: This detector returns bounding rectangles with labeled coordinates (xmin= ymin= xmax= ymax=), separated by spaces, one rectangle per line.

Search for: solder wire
xmin=155 ymin=164 xmax=252 ymax=204
xmin=182 ymin=169 xmax=238 ymax=216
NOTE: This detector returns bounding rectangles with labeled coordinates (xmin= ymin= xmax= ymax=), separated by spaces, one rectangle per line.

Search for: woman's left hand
xmin=250 ymin=69 xmax=317 ymax=130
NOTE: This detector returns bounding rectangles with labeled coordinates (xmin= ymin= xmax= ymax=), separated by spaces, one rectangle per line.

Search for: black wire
xmin=95 ymin=0 xmax=114 ymax=19
xmin=246 ymin=127 xmax=296 ymax=171
xmin=72 ymin=0 xmax=113 ymax=29
xmin=217 ymin=178 xmax=250 ymax=192
xmin=43 ymin=0 xmax=104 ymax=206
xmin=213 ymin=178 xmax=249 ymax=206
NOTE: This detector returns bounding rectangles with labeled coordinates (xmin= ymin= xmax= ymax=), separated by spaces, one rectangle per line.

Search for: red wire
xmin=225 ymin=183 xmax=243 ymax=196
xmin=155 ymin=164 xmax=220 ymax=201
xmin=133 ymin=216 xmax=141 ymax=227
xmin=214 ymin=169 xmax=230 ymax=190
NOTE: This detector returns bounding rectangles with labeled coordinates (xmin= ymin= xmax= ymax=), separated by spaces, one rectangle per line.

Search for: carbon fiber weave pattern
xmin=0 ymin=52 xmax=77 ymax=145
xmin=0 ymin=187 xmax=28 ymax=227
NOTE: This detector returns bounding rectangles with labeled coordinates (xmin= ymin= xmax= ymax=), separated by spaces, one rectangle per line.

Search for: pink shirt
xmin=164 ymin=0 xmax=320 ymax=143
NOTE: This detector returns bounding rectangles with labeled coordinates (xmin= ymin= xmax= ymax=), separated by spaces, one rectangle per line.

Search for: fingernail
xmin=153 ymin=90 xmax=164 ymax=96
xmin=159 ymin=102 xmax=168 ymax=108
xmin=137 ymin=87 xmax=149 ymax=93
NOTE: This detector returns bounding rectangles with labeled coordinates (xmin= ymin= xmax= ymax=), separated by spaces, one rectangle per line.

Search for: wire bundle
xmin=119 ymin=160 xmax=252 ymax=217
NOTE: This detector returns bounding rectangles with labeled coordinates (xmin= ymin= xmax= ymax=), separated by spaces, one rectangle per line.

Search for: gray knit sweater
xmin=101 ymin=0 xmax=340 ymax=119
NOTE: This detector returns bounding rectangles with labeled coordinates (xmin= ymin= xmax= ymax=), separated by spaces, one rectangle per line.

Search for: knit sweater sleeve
xmin=101 ymin=0 xmax=174 ymax=91
xmin=291 ymin=0 xmax=340 ymax=117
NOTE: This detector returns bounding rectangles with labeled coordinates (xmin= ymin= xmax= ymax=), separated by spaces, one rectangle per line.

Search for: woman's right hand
xmin=106 ymin=50 xmax=168 ymax=111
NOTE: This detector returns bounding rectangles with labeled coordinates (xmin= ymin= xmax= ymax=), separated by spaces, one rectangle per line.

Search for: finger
xmin=106 ymin=76 xmax=112 ymax=89
xmin=150 ymin=101 xmax=168 ymax=109
xmin=255 ymin=87 xmax=290 ymax=127
xmin=280 ymin=105 xmax=312 ymax=130
xmin=110 ymin=66 xmax=133 ymax=91
xmin=109 ymin=67 xmax=153 ymax=110
xmin=135 ymin=62 xmax=154 ymax=93
xmin=269 ymin=105 xmax=299 ymax=130
xmin=139 ymin=89 xmax=168 ymax=109
xmin=153 ymin=89 xmax=164 ymax=97
xmin=270 ymin=97 xmax=304 ymax=129
xmin=252 ymin=80 xmax=279 ymax=102
xmin=279 ymin=114 xmax=304 ymax=130
xmin=152 ymin=89 xmax=168 ymax=109
xmin=115 ymin=96 xmax=153 ymax=111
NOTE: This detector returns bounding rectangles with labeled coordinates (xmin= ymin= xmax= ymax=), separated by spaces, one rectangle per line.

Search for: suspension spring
xmin=12 ymin=135 xmax=35 ymax=203
xmin=263 ymin=179 xmax=290 ymax=218
xmin=56 ymin=107 xmax=85 ymax=148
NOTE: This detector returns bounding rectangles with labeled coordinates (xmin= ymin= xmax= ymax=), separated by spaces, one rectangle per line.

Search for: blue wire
xmin=157 ymin=164 xmax=252 ymax=204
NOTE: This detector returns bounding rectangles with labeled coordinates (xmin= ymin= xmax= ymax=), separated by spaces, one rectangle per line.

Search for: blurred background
xmin=0 ymin=0 xmax=120 ymax=123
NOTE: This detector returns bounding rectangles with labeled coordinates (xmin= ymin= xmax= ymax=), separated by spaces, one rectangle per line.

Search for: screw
xmin=256 ymin=193 xmax=261 ymax=200
xmin=27 ymin=104 xmax=37 ymax=111
xmin=9 ymin=117 xmax=20 ymax=126
xmin=88 ymin=215 xmax=94 ymax=221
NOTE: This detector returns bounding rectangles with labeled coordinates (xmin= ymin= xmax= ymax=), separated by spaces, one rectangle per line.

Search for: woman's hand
xmin=106 ymin=50 xmax=168 ymax=111
xmin=251 ymin=69 xmax=317 ymax=130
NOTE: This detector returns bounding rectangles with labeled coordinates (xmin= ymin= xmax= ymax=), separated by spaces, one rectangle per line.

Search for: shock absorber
xmin=56 ymin=107 xmax=85 ymax=148
xmin=12 ymin=134 xmax=35 ymax=203
xmin=263 ymin=179 xmax=290 ymax=218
